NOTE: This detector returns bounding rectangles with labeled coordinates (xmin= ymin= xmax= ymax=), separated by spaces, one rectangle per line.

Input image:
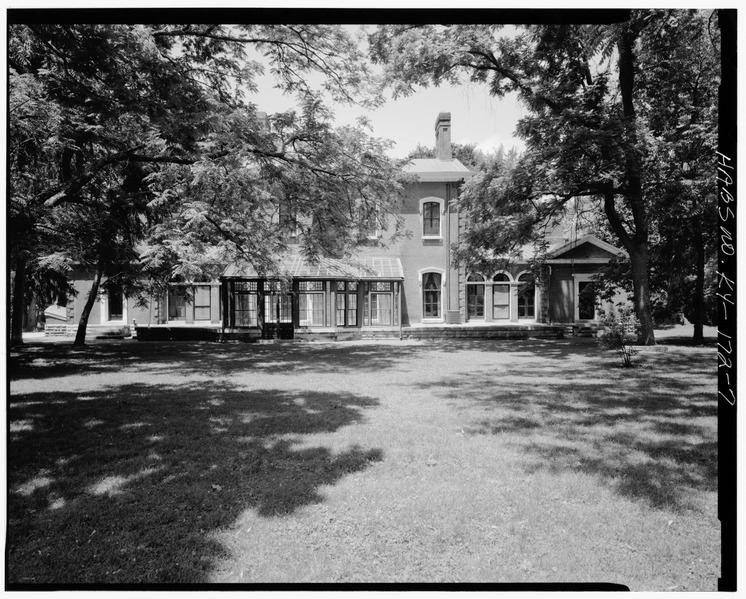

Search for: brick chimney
xmin=435 ymin=112 xmax=452 ymax=161
xmin=256 ymin=111 xmax=269 ymax=130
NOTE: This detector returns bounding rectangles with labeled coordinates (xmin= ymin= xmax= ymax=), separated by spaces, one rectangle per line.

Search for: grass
xmin=7 ymin=333 xmax=719 ymax=589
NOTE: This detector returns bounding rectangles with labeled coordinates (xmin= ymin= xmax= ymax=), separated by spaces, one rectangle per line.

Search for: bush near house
xmin=597 ymin=308 xmax=642 ymax=367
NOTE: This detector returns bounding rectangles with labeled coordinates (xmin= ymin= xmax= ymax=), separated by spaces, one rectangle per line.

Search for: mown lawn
xmin=7 ymin=334 xmax=719 ymax=589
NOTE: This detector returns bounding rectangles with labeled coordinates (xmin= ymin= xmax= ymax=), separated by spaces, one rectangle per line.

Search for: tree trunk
xmin=629 ymin=244 xmax=656 ymax=346
xmin=692 ymin=226 xmax=705 ymax=344
xmin=615 ymin=23 xmax=656 ymax=346
xmin=73 ymin=264 xmax=104 ymax=346
xmin=603 ymin=192 xmax=656 ymax=346
xmin=10 ymin=255 xmax=27 ymax=347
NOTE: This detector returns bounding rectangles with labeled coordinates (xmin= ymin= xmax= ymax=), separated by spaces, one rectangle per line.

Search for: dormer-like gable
xmin=545 ymin=235 xmax=625 ymax=262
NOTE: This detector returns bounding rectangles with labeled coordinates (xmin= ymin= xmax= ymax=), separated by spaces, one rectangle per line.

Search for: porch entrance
xmin=262 ymin=289 xmax=294 ymax=339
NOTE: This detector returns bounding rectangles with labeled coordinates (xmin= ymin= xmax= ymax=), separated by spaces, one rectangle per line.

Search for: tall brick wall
xmin=365 ymin=181 xmax=452 ymax=325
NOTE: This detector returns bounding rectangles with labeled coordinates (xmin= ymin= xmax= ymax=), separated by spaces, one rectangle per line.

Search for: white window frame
xmin=419 ymin=268 xmax=446 ymax=323
xmin=492 ymin=270 xmax=514 ymax=282
xmin=491 ymin=271 xmax=513 ymax=320
xmin=193 ymin=284 xmax=213 ymax=322
xmin=466 ymin=273 xmax=487 ymax=321
xmin=99 ymin=290 xmax=127 ymax=324
xmin=298 ymin=280 xmax=327 ymax=328
xmin=419 ymin=197 xmax=445 ymax=239
xmin=516 ymin=270 xmax=538 ymax=321
xmin=364 ymin=210 xmax=383 ymax=240
xmin=573 ymin=274 xmax=601 ymax=322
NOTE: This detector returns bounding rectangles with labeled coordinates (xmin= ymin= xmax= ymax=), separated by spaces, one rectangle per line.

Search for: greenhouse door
xmin=262 ymin=291 xmax=294 ymax=339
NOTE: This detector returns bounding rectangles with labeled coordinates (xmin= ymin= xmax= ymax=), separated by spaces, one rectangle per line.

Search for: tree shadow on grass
xmin=425 ymin=348 xmax=717 ymax=512
xmin=423 ymin=336 xmax=602 ymax=359
xmin=9 ymin=339 xmax=425 ymax=382
xmin=7 ymin=382 xmax=382 ymax=585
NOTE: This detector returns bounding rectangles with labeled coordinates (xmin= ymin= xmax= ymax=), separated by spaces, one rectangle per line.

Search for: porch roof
xmin=223 ymin=255 xmax=404 ymax=280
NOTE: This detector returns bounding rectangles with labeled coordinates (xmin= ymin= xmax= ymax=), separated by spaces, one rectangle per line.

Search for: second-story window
xmin=423 ymin=201 xmax=441 ymax=237
xmin=363 ymin=208 xmax=381 ymax=239
xmin=279 ymin=200 xmax=299 ymax=242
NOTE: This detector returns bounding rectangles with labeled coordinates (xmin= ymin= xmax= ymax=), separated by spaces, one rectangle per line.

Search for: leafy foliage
xmin=401 ymin=141 xmax=515 ymax=172
xmin=597 ymin=307 xmax=642 ymax=368
xmin=370 ymin=11 xmax=720 ymax=344
xmin=9 ymin=23 xmax=402 ymax=344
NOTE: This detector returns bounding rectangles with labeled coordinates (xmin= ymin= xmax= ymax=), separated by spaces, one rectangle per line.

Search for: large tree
xmin=370 ymin=10 xmax=720 ymax=344
xmin=9 ymin=23 xmax=403 ymax=345
xmin=637 ymin=12 xmax=719 ymax=343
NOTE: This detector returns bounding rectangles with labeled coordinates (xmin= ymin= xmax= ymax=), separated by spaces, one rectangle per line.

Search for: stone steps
xmin=44 ymin=324 xmax=77 ymax=337
xmin=562 ymin=323 xmax=603 ymax=338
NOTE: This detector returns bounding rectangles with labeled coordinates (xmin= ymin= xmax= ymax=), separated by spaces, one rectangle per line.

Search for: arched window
xmin=466 ymin=273 xmax=486 ymax=320
xmin=422 ymin=272 xmax=442 ymax=318
xmin=517 ymin=272 xmax=535 ymax=319
xmin=492 ymin=273 xmax=511 ymax=320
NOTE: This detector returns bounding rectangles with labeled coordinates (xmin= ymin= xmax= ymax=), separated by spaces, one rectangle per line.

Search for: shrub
xmin=597 ymin=307 xmax=642 ymax=368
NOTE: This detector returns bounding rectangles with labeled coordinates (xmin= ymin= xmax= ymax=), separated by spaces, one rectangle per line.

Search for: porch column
xmin=221 ymin=280 xmax=230 ymax=329
xmin=398 ymin=281 xmax=402 ymax=337
xmin=510 ymin=284 xmax=519 ymax=323
xmin=485 ymin=282 xmax=494 ymax=322
xmin=185 ymin=287 xmax=195 ymax=324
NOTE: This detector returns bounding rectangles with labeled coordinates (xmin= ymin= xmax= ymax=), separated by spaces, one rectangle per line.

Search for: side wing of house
xmin=543 ymin=235 xmax=628 ymax=323
xmin=48 ymin=269 xmax=222 ymax=337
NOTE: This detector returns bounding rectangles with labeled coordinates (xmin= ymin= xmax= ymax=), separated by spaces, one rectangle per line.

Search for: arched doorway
xmin=422 ymin=272 xmax=442 ymax=320
xmin=466 ymin=273 xmax=486 ymax=321
xmin=517 ymin=272 xmax=536 ymax=320
xmin=492 ymin=273 xmax=511 ymax=320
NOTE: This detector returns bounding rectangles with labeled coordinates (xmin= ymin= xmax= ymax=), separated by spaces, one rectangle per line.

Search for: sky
xmin=333 ymin=83 xmax=528 ymax=159
xmin=255 ymin=78 xmax=528 ymax=159
xmin=247 ymin=25 xmax=528 ymax=159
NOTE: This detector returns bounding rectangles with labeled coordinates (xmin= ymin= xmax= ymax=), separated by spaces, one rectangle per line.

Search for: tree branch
xmin=466 ymin=48 xmax=564 ymax=113
xmin=603 ymin=191 xmax=633 ymax=250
